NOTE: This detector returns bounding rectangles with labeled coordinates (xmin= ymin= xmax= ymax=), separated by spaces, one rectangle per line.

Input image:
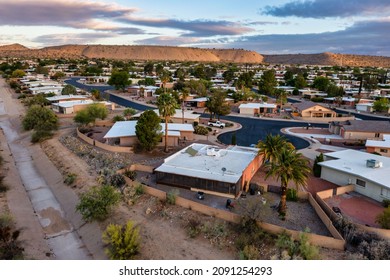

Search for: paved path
xmin=0 ymin=78 xmax=95 ymax=259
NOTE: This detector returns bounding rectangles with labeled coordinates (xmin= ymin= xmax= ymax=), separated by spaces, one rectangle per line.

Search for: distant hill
xmin=263 ymin=52 xmax=390 ymax=67
xmin=0 ymin=44 xmax=264 ymax=63
xmin=1 ymin=43 xmax=390 ymax=67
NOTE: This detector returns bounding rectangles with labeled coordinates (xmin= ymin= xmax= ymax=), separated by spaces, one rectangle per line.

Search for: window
xmin=380 ymin=148 xmax=388 ymax=153
xmin=356 ymin=179 xmax=366 ymax=188
xmin=375 ymin=133 xmax=380 ymax=138
xmin=381 ymin=188 xmax=390 ymax=198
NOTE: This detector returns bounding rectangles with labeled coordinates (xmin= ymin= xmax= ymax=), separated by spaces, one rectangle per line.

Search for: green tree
xmin=102 ymin=221 xmax=141 ymax=260
xmin=373 ymin=98 xmax=389 ymax=113
xmin=22 ymin=105 xmax=59 ymax=131
xmin=135 ymin=110 xmax=162 ymax=151
xmin=256 ymin=134 xmax=294 ymax=164
xmin=157 ymin=93 xmax=177 ymax=152
xmin=11 ymin=69 xmax=26 ymax=78
xmin=376 ymin=206 xmax=390 ymax=229
xmin=35 ymin=65 xmax=49 ymax=75
xmin=222 ymin=69 xmax=235 ymax=83
xmin=74 ymin=103 xmax=108 ymax=126
xmin=265 ymin=148 xmax=311 ymax=218
xmin=61 ymin=84 xmax=77 ymax=95
xmin=313 ymin=153 xmax=324 ymax=177
xmin=185 ymin=80 xmax=207 ymax=96
xmin=159 ymin=70 xmax=171 ymax=93
xmin=123 ymin=108 xmax=137 ymax=120
xmin=294 ymin=74 xmax=307 ymax=89
xmin=236 ymin=72 xmax=254 ymax=90
xmin=108 ymin=71 xmax=131 ymax=91
xmin=155 ymin=64 xmax=164 ymax=76
xmin=76 ymin=185 xmax=121 ymax=222
xmin=313 ymin=76 xmax=330 ymax=91
xmin=258 ymin=70 xmax=277 ymax=96
xmin=174 ymin=67 xmax=186 ymax=80
xmin=52 ymin=71 xmax=65 ymax=80
xmin=143 ymin=62 xmax=154 ymax=75
xmin=90 ymin=89 xmax=102 ymax=100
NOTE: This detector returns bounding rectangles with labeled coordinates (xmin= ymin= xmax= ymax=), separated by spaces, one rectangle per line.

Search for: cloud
xmin=32 ymin=32 xmax=118 ymax=46
xmin=262 ymin=0 xmax=390 ymax=18
xmin=0 ymin=0 xmax=136 ymax=27
xmin=119 ymin=17 xmax=254 ymax=37
xmin=134 ymin=36 xmax=201 ymax=46
xmin=0 ymin=0 xmax=253 ymax=38
xmin=200 ymin=19 xmax=390 ymax=56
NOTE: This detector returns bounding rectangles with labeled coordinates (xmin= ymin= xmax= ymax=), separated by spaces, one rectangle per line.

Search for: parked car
xmin=208 ymin=120 xmax=225 ymax=128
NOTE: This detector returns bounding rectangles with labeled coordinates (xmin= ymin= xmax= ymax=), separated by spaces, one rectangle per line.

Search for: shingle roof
xmin=342 ymin=120 xmax=390 ymax=133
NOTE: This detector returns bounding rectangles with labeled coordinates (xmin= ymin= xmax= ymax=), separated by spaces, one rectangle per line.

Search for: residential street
xmin=0 ymin=78 xmax=103 ymax=259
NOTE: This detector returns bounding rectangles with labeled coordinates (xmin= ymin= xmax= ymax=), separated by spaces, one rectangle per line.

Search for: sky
xmin=0 ymin=0 xmax=390 ymax=56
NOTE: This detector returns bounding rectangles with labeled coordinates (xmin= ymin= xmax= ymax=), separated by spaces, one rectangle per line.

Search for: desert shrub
xmin=239 ymin=245 xmax=260 ymax=260
xmin=109 ymin=174 xmax=126 ymax=188
xmin=186 ymin=218 xmax=202 ymax=238
xmin=76 ymin=185 xmax=121 ymax=222
xmin=102 ymin=221 xmax=140 ymax=260
xmin=274 ymin=230 xmax=319 ymax=260
xmin=382 ymin=199 xmax=390 ymax=208
xmin=166 ymin=189 xmax=179 ymax=205
xmin=202 ymin=221 xmax=228 ymax=247
xmin=134 ymin=184 xmax=145 ymax=196
xmin=193 ymin=121 xmax=199 ymax=127
xmin=112 ymin=115 xmax=125 ymax=122
xmin=225 ymin=122 xmax=234 ymax=127
xmin=286 ymin=188 xmax=298 ymax=201
xmin=123 ymin=169 xmax=137 ymax=181
xmin=375 ymin=206 xmax=390 ymax=229
xmin=0 ymin=214 xmax=24 ymax=260
xmin=194 ymin=125 xmax=209 ymax=135
xmin=64 ymin=173 xmax=77 ymax=185
xmin=313 ymin=153 xmax=324 ymax=177
xmin=357 ymin=239 xmax=390 ymax=260
xmin=31 ymin=130 xmax=54 ymax=143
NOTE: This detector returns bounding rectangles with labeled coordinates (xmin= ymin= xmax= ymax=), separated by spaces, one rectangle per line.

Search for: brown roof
xmin=292 ymin=101 xmax=329 ymax=112
xmin=342 ymin=120 xmax=390 ymax=133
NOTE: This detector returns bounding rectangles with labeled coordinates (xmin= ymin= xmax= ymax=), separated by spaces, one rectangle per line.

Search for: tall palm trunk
xmin=164 ymin=117 xmax=169 ymax=152
xmin=278 ymin=184 xmax=287 ymax=218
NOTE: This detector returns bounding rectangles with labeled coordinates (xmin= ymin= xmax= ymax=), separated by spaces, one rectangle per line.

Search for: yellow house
xmin=292 ymin=101 xmax=336 ymax=118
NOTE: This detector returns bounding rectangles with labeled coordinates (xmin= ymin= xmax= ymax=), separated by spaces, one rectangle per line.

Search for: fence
xmin=121 ymin=176 xmax=345 ymax=250
xmin=76 ymin=128 xmax=133 ymax=153
xmin=316 ymin=185 xmax=390 ymax=241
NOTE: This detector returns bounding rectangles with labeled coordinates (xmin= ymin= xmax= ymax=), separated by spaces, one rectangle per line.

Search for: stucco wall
xmin=321 ymin=167 xmax=386 ymax=202
xmin=343 ymin=131 xmax=382 ymax=140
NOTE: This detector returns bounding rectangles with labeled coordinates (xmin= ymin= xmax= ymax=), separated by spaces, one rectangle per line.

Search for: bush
xmin=239 ymin=245 xmax=259 ymax=260
xmin=275 ymin=230 xmax=319 ymax=260
xmin=102 ymin=221 xmax=141 ymax=260
xmin=0 ymin=214 xmax=24 ymax=260
xmin=313 ymin=153 xmax=324 ymax=177
xmin=76 ymin=185 xmax=121 ymax=222
xmin=109 ymin=174 xmax=126 ymax=188
xmin=193 ymin=121 xmax=199 ymax=127
xmin=382 ymin=199 xmax=390 ymax=208
xmin=64 ymin=173 xmax=77 ymax=185
xmin=123 ymin=169 xmax=137 ymax=181
xmin=375 ymin=206 xmax=390 ymax=229
xmin=194 ymin=126 xmax=209 ymax=135
xmin=112 ymin=115 xmax=125 ymax=122
xmin=357 ymin=239 xmax=390 ymax=260
xmin=186 ymin=218 xmax=202 ymax=238
xmin=134 ymin=184 xmax=145 ymax=196
xmin=31 ymin=130 xmax=54 ymax=143
xmin=166 ymin=189 xmax=179 ymax=205
xmin=286 ymin=188 xmax=298 ymax=201
xmin=225 ymin=122 xmax=233 ymax=127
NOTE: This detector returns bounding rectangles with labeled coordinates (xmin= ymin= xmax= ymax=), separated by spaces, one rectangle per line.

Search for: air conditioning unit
xmin=366 ymin=159 xmax=382 ymax=168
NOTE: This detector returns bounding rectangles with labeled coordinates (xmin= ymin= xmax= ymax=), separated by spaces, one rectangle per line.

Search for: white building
xmin=319 ymin=150 xmax=390 ymax=202
xmin=238 ymin=103 xmax=277 ymax=115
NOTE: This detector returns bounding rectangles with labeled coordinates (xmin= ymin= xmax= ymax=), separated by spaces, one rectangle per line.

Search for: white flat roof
xmin=239 ymin=103 xmax=277 ymax=109
xmin=47 ymin=95 xmax=89 ymax=102
xmin=103 ymin=121 xmax=192 ymax=139
xmin=29 ymin=86 xmax=63 ymax=91
xmin=53 ymin=100 xmax=94 ymax=108
xmin=319 ymin=150 xmax=390 ymax=189
xmin=155 ymin=143 xmax=259 ymax=184
xmin=366 ymin=139 xmax=390 ymax=149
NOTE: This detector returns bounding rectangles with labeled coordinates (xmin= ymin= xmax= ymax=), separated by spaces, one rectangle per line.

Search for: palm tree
xmin=256 ymin=134 xmax=294 ymax=164
xmin=160 ymin=70 xmax=171 ymax=93
xmin=265 ymin=148 xmax=311 ymax=218
xmin=157 ymin=93 xmax=177 ymax=152
xmin=180 ymin=88 xmax=190 ymax=124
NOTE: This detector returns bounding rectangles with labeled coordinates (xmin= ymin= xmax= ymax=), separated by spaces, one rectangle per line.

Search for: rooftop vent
xmin=366 ymin=159 xmax=382 ymax=168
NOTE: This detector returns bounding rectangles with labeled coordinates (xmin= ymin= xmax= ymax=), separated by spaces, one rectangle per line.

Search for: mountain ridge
xmin=1 ymin=43 xmax=390 ymax=67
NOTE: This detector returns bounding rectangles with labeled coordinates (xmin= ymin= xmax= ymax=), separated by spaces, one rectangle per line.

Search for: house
xmin=103 ymin=121 xmax=194 ymax=147
xmin=46 ymin=95 xmax=90 ymax=104
xmin=133 ymin=109 xmax=200 ymax=124
xmin=366 ymin=135 xmax=390 ymax=157
xmin=291 ymin=101 xmax=337 ymax=119
xmin=51 ymin=100 xmax=114 ymax=114
xmin=29 ymin=85 xmax=64 ymax=95
xmin=319 ymin=150 xmax=390 ymax=203
xmin=329 ymin=120 xmax=390 ymax=140
xmin=238 ymin=103 xmax=277 ymax=115
xmin=154 ymin=144 xmax=262 ymax=197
